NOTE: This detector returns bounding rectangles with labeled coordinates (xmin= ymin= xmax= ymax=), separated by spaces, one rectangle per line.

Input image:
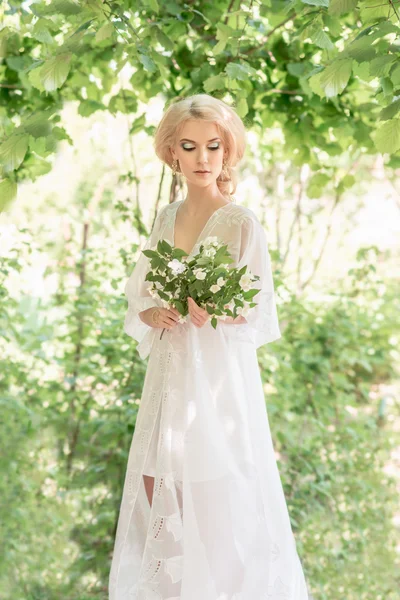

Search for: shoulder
xmin=225 ymin=202 xmax=261 ymax=229
xmin=153 ymin=201 xmax=176 ymax=228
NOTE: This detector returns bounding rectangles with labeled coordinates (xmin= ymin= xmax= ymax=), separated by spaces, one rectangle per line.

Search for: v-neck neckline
xmin=172 ymin=198 xmax=233 ymax=258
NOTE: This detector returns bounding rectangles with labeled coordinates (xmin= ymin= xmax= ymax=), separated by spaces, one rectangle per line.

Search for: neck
xmin=183 ymin=183 xmax=230 ymax=213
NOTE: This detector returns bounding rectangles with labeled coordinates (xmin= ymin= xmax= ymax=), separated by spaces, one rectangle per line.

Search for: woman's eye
xmin=182 ymin=144 xmax=220 ymax=151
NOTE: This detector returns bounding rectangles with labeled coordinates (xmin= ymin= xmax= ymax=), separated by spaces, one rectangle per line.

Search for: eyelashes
xmin=181 ymin=145 xmax=220 ymax=151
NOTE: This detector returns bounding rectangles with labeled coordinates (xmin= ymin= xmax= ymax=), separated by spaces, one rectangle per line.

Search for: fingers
xmin=188 ymin=297 xmax=209 ymax=328
xmin=168 ymin=306 xmax=180 ymax=317
xmin=160 ymin=307 xmax=180 ymax=329
xmin=188 ymin=297 xmax=208 ymax=318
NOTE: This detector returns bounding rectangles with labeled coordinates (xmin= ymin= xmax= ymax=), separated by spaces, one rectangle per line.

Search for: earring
xmin=222 ymin=159 xmax=229 ymax=179
xmin=172 ymin=158 xmax=178 ymax=175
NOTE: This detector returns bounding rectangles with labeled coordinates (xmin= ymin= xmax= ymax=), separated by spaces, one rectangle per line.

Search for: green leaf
xmin=138 ymin=53 xmax=157 ymax=73
xmin=95 ymin=22 xmax=114 ymax=43
xmin=212 ymin=39 xmax=227 ymax=55
xmin=78 ymin=100 xmax=106 ymax=117
xmin=142 ymin=0 xmax=160 ymax=12
xmin=287 ymin=62 xmax=308 ymax=77
xmin=32 ymin=20 xmax=54 ymax=44
xmin=236 ymin=97 xmax=249 ymax=118
xmin=44 ymin=0 xmax=82 ymax=15
xmin=204 ymin=74 xmax=226 ymax=92
xmin=328 ymin=0 xmax=357 ymax=15
xmin=129 ymin=114 xmax=146 ymax=135
xmin=381 ymin=76 xmax=393 ymax=97
xmin=302 ymin=0 xmax=329 ymax=6
xmin=379 ymin=99 xmax=400 ymax=121
xmin=369 ymin=56 xmax=396 ymax=78
xmin=345 ymin=37 xmax=377 ymax=63
xmin=226 ymin=62 xmax=256 ymax=81
xmin=0 ymin=134 xmax=29 ymax=172
xmin=360 ymin=0 xmax=394 ymax=23
xmin=391 ymin=64 xmax=400 ymax=87
xmin=40 ymin=53 xmax=72 ymax=91
xmin=373 ymin=118 xmax=400 ymax=154
xmin=23 ymin=113 xmax=53 ymax=138
xmin=0 ymin=178 xmax=17 ymax=211
xmin=155 ymin=27 xmax=174 ymax=51
xmin=216 ymin=23 xmax=235 ymax=42
xmin=307 ymin=172 xmax=331 ymax=198
xmin=28 ymin=66 xmax=46 ymax=92
xmin=310 ymin=26 xmax=335 ymax=50
xmin=319 ymin=58 xmax=352 ymax=97
xmin=6 ymin=55 xmax=33 ymax=71
xmin=0 ymin=26 xmax=12 ymax=58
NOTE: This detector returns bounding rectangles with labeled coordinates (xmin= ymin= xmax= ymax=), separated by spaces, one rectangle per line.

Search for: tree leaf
xmin=226 ymin=62 xmax=256 ymax=81
xmin=95 ymin=22 xmax=114 ymax=43
xmin=32 ymin=20 xmax=54 ymax=44
xmin=204 ymin=74 xmax=226 ymax=92
xmin=373 ymin=118 xmax=400 ymax=154
xmin=319 ymin=58 xmax=352 ymax=97
xmin=40 ymin=53 xmax=72 ymax=91
xmin=0 ymin=134 xmax=29 ymax=172
xmin=302 ymin=0 xmax=329 ymax=6
xmin=379 ymin=99 xmax=400 ymax=121
xmin=0 ymin=178 xmax=17 ymax=211
xmin=328 ymin=0 xmax=358 ymax=15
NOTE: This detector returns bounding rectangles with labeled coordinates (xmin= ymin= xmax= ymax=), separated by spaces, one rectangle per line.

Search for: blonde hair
xmin=153 ymin=94 xmax=247 ymax=198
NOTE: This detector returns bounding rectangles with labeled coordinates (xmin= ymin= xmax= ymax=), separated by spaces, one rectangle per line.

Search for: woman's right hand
xmin=139 ymin=306 xmax=181 ymax=330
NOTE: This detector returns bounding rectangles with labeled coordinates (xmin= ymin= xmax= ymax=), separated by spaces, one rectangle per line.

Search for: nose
xmin=196 ymin=146 xmax=210 ymax=164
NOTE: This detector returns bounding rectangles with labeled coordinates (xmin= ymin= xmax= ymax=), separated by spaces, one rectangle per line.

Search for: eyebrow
xmin=179 ymin=137 xmax=221 ymax=143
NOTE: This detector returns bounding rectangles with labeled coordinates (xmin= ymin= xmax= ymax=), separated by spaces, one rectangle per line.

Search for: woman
xmin=109 ymin=94 xmax=309 ymax=600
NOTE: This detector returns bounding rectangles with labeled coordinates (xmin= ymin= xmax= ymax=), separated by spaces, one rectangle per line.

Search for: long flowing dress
xmin=109 ymin=196 xmax=310 ymax=600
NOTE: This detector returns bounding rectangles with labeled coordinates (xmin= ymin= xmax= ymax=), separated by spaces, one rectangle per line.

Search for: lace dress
xmin=109 ymin=197 xmax=310 ymax=600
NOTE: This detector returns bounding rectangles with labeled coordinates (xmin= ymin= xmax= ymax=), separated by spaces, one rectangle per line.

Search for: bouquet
xmin=142 ymin=236 xmax=261 ymax=339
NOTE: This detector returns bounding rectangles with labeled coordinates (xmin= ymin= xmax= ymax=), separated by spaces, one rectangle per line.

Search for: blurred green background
xmin=1 ymin=1 xmax=400 ymax=599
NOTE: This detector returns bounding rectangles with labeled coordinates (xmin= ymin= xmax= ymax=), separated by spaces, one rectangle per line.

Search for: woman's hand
xmin=140 ymin=306 xmax=180 ymax=330
xmin=188 ymin=297 xmax=247 ymax=327
xmin=222 ymin=314 xmax=247 ymax=324
xmin=188 ymin=297 xmax=211 ymax=328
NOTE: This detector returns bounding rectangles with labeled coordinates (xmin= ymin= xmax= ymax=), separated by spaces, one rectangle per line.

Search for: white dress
xmin=109 ymin=197 xmax=310 ymax=600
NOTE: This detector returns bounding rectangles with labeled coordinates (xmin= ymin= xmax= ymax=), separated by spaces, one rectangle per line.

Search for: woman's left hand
xmin=222 ymin=314 xmax=247 ymax=324
xmin=188 ymin=297 xmax=210 ymax=328
xmin=188 ymin=297 xmax=246 ymax=326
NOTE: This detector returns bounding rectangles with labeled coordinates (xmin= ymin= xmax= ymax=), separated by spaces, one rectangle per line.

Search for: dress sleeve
xmin=235 ymin=213 xmax=281 ymax=349
xmin=123 ymin=205 xmax=168 ymax=360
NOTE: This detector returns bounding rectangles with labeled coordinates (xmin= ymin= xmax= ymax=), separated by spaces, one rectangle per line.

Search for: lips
xmin=195 ymin=170 xmax=210 ymax=173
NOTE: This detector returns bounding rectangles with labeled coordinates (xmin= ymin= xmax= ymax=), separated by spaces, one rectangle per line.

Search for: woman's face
xmin=170 ymin=119 xmax=227 ymax=188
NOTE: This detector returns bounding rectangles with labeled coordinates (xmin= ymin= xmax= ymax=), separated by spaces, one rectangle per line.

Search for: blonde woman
xmin=109 ymin=94 xmax=309 ymax=600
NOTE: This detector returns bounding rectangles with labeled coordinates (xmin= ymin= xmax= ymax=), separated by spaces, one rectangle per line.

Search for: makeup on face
xmin=178 ymin=137 xmax=223 ymax=175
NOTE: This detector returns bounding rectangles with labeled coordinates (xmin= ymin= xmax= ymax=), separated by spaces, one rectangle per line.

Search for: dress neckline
xmin=172 ymin=197 xmax=233 ymax=258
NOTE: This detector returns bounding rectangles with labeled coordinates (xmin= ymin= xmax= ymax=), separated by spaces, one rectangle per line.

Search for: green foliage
xmin=1 ymin=0 xmax=400 ymax=204
xmin=1 ymin=207 xmax=399 ymax=598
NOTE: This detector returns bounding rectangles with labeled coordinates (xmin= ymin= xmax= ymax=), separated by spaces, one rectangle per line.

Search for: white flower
xmin=154 ymin=281 xmax=163 ymax=289
xmin=203 ymin=236 xmax=218 ymax=247
xmin=203 ymin=247 xmax=216 ymax=258
xmin=239 ymin=273 xmax=254 ymax=291
xmin=168 ymin=258 xmax=186 ymax=274
xmin=149 ymin=288 xmax=159 ymax=298
xmin=210 ymin=284 xmax=221 ymax=293
xmin=237 ymin=305 xmax=251 ymax=317
xmin=217 ymin=277 xmax=225 ymax=287
xmin=194 ymin=269 xmax=206 ymax=280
